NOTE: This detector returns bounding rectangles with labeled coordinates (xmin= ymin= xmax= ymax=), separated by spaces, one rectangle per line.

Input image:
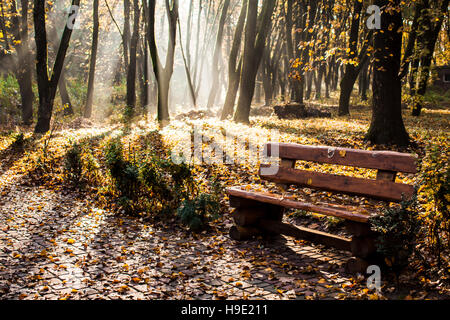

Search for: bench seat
xmin=227 ymin=187 xmax=371 ymax=223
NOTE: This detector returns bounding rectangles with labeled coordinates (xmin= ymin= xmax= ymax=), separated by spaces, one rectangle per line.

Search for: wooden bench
xmin=226 ymin=143 xmax=417 ymax=273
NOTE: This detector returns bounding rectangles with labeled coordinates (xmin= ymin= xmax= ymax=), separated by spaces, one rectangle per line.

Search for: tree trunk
xmin=123 ymin=0 xmax=131 ymax=71
xmin=125 ymin=0 xmax=141 ymax=117
xmin=206 ymin=0 xmax=230 ymax=109
xmin=411 ymin=0 xmax=448 ymax=116
xmin=10 ymin=0 xmax=34 ymax=124
xmin=147 ymin=0 xmax=178 ymax=125
xmin=84 ymin=0 xmax=99 ymax=118
xmin=367 ymin=0 xmax=409 ymax=146
xmin=221 ymin=0 xmax=247 ymax=120
xmin=59 ymin=70 xmax=73 ymax=116
xmin=359 ymin=60 xmax=369 ymax=101
xmin=338 ymin=0 xmax=363 ymax=116
xmin=233 ymin=0 xmax=276 ymax=123
xmin=34 ymin=0 xmax=80 ymax=133
xmin=284 ymin=0 xmax=302 ymax=103
xmin=399 ymin=0 xmax=424 ymax=80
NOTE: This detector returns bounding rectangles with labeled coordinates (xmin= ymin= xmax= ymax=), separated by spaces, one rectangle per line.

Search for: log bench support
xmin=226 ymin=143 xmax=417 ymax=274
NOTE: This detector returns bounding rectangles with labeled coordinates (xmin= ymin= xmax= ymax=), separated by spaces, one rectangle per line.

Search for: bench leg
xmin=345 ymin=221 xmax=382 ymax=274
xmin=345 ymin=257 xmax=370 ymax=274
xmin=229 ymin=225 xmax=261 ymax=241
xmin=229 ymin=203 xmax=285 ymax=241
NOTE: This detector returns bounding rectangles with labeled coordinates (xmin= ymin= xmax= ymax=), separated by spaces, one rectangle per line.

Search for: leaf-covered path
xmin=0 ymin=180 xmax=361 ymax=300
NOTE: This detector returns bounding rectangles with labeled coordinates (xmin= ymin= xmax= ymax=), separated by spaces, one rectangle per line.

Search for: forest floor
xmin=0 ymin=105 xmax=449 ymax=300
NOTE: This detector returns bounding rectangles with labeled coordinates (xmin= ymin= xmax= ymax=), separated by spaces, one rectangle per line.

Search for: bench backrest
xmin=261 ymin=143 xmax=417 ymax=202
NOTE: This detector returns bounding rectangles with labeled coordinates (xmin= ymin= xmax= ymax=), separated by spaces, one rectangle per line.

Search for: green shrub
xmin=64 ymin=142 xmax=83 ymax=184
xmin=11 ymin=132 xmax=25 ymax=150
xmin=369 ymin=193 xmax=421 ymax=272
xmin=177 ymin=193 xmax=220 ymax=232
xmin=103 ymin=138 xmax=222 ymax=229
xmin=105 ymin=138 xmax=141 ymax=212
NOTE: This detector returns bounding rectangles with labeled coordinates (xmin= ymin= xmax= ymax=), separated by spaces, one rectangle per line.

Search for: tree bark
xmin=367 ymin=0 xmax=410 ymax=146
xmin=84 ymin=0 xmax=100 ymax=118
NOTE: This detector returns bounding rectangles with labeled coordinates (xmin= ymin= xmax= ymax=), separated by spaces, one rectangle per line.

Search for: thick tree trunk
xmin=233 ymin=0 xmax=258 ymax=124
xmin=367 ymin=0 xmax=409 ymax=146
xmin=84 ymin=0 xmax=99 ymax=118
xmin=34 ymin=0 xmax=80 ymax=133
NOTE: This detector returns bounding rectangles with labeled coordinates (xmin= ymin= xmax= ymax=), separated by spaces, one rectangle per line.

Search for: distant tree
xmin=410 ymin=0 xmax=449 ymax=116
xmin=4 ymin=0 xmax=34 ymax=124
xmin=206 ymin=0 xmax=230 ymax=109
xmin=125 ymin=0 xmax=141 ymax=116
xmin=233 ymin=0 xmax=276 ymax=123
xmin=367 ymin=0 xmax=410 ymax=146
xmin=84 ymin=0 xmax=99 ymax=118
xmin=123 ymin=0 xmax=131 ymax=71
xmin=33 ymin=0 xmax=80 ymax=133
xmin=338 ymin=0 xmax=363 ymax=116
xmin=147 ymin=0 xmax=179 ymax=125
xmin=221 ymin=0 xmax=247 ymax=120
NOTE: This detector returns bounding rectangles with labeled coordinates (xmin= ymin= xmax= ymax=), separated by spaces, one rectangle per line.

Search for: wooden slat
xmin=258 ymin=219 xmax=352 ymax=251
xmin=226 ymin=187 xmax=370 ymax=223
xmin=259 ymin=165 xmax=414 ymax=202
xmin=265 ymin=143 xmax=417 ymax=173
